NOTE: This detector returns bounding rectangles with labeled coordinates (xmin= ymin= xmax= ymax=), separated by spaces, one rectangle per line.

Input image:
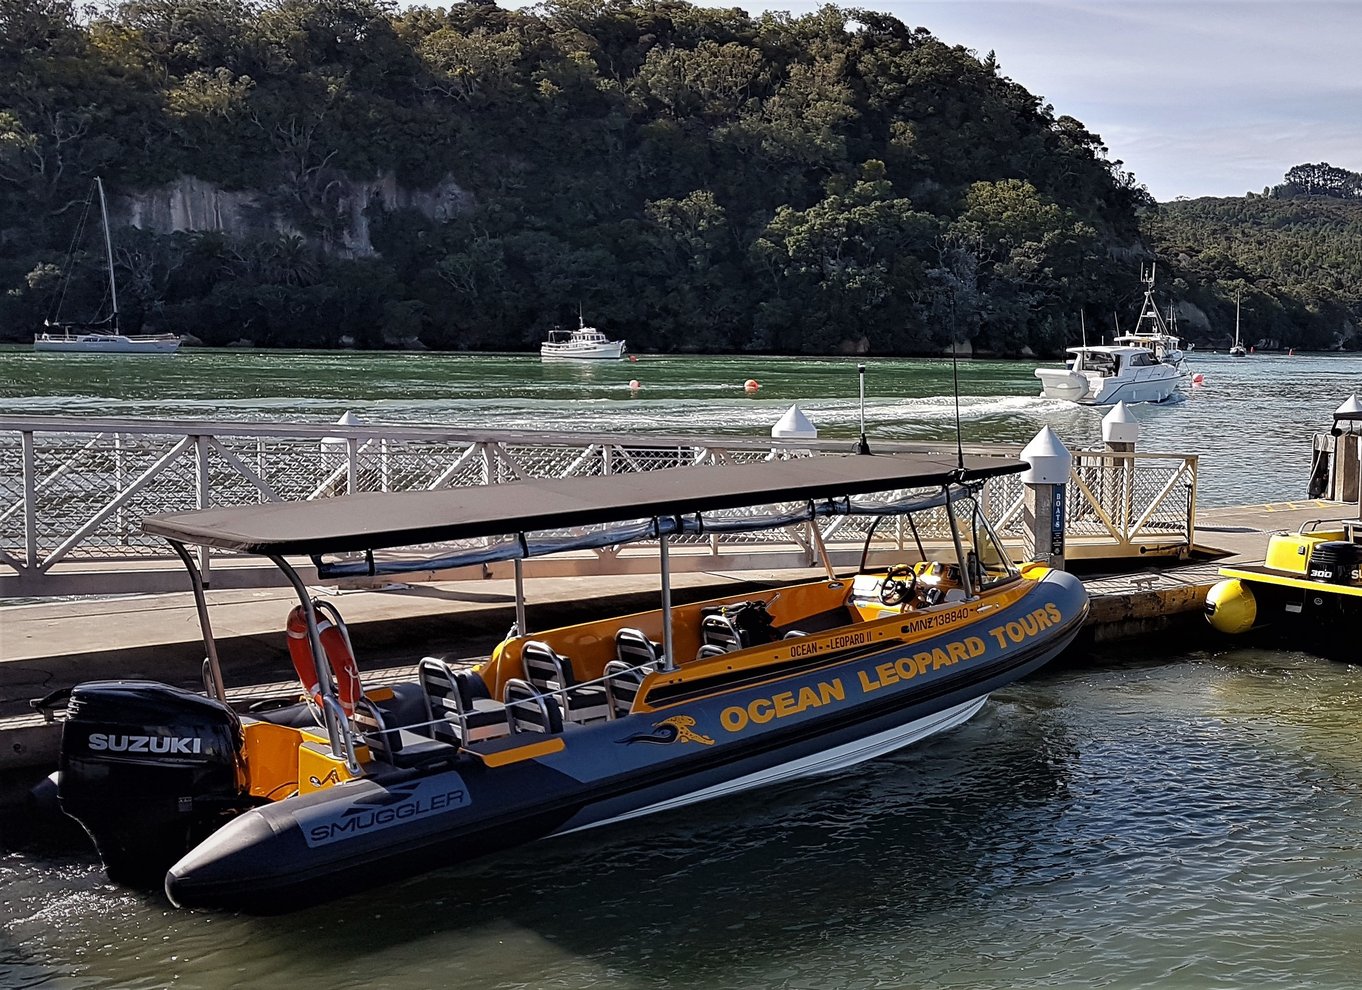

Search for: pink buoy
xmin=628 ymin=379 xmax=641 ymax=390
xmin=744 ymin=379 xmax=760 ymax=392
xmin=1192 ymin=373 xmax=1205 ymax=385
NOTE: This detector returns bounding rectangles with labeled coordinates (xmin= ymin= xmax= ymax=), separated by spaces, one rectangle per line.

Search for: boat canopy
xmin=142 ymin=452 xmax=1024 ymax=558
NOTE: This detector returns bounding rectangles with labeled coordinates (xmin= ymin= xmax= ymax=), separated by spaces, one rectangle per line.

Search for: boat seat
xmin=615 ymin=627 xmax=663 ymax=669
xmin=696 ymin=643 xmax=728 ymax=659
xmin=353 ymin=697 xmax=460 ymax=770
xmin=603 ymin=659 xmax=648 ymax=718
xmin=418 ymin=657 xmax=509 ymax=745
xmin=699 ymin=613 xmax=744 ymax=654
xmin=503 ymin=678 xmax=564 ymax=735
xmin=521 ymin=640 xmax=610 ymax=724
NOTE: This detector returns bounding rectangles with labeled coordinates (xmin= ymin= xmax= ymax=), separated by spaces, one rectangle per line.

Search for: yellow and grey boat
xmin=44 ymin=452 xmax=1088 ymax=912
xmin=1206 ymin=402 xmax=1362 ymax=652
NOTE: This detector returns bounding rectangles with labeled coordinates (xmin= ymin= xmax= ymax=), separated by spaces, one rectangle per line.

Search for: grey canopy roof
xmin=142 ymin=451 xmax=1025 ymax=556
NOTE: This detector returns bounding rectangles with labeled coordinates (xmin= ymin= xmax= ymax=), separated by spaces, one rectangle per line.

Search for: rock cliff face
xmin=113 ymin=173 xmax=472 ymax=255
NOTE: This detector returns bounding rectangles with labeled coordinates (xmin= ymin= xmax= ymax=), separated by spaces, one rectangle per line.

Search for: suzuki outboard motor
xmin=58 ymin=681 xmax=249 ymax=886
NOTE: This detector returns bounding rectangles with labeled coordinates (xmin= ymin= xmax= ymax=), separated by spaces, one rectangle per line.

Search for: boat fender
xmin=1204 ymin=579 xmax=1257 ymax=635
xmin=286 ymin=605 xmax=362 ymax=717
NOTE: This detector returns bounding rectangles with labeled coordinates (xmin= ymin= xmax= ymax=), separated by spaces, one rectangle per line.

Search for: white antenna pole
xmin=1080 ymin=309 xmax=1088 ymax=348
xmin=97 ymin=176 xmax=118 ymax=330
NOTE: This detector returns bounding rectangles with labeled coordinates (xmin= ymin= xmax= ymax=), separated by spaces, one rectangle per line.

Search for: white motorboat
xmin=34 ymin=177 xmax=181 ymax=355
xmin=1035 ymin=344 xmax=1181 ymax=405
xmin=1113 ymin=263 xmax=1188 ymax=373
xmin=1229 ymin=291 xmax=1247 ymax=357
xmin=540 ymin=316 xmax=626 ymax=360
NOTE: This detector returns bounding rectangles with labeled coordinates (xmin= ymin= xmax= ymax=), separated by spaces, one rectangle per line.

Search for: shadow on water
xmin=247 ymin=708 xmax=1076 ymax=987
xmin=0 ymin=706 xmax=1077 ymax=990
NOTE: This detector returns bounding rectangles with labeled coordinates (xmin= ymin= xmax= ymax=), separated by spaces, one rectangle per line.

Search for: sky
xmin=682 ymin=0 xmax=1362 ymax=201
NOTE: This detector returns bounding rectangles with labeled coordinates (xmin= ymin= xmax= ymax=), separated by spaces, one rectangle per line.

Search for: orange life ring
xmin=286 ymin=605 xmax=361 ymax=718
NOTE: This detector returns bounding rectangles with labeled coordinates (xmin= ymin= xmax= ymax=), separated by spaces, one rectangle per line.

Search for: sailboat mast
xmin=97 ymin=176 xmax=118 ymax=331
xmin=1235 ymin=290 xmax=1241 ymax=346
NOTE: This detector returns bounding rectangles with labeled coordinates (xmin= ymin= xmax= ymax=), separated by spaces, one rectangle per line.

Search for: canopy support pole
xmin=271 ymin=554 xmax=359 ymax=773
xmin=513 ymin=556 xmax=527 ymax=636
xmin=943 ymin=485 xmax=975 ymax=599
xmin=659 ymin=530 xmax=675 ymax=671
xmin=808 ymin=519 xmax=836 ymax=581
xmin=169 ymin=540 xmax=227 ymax=703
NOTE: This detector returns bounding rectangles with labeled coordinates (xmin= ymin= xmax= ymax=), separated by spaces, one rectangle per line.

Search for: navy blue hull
xmin=166 ymin=571 xmax=1087 ymax=911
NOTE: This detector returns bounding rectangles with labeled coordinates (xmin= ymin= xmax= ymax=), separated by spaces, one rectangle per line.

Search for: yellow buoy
xmin=1204 ymin=579 xmax=1257 ymax=635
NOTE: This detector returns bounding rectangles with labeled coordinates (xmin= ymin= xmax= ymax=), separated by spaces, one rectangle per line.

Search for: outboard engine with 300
xmin=58 ymin=681 xmax=250 ymax=886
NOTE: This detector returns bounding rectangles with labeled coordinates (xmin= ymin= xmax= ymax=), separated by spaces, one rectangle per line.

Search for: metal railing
xmin=0 ymin=415 xmax=1198 ymax=597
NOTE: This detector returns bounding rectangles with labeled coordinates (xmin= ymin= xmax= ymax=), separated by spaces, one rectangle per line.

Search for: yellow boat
xmin=42 ymin=452 xmax=1088 ymax=912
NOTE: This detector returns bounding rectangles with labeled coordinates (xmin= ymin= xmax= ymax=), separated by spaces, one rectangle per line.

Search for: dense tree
xmin=2 ymin=1 xmax=1352 ymax=352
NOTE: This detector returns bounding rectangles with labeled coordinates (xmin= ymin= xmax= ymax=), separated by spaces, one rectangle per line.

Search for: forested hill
xmin=0 ymin=0 xmax=1210 ymax=353
xmin=1141 ymin=188 xmax=1362 ymax=352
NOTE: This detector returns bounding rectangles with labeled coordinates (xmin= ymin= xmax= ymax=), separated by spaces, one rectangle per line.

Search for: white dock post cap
xmin=1335 ymin=394 xmax=1362 ymax=417
xmin=772 ymin=404 xmax=818 ymax=439
xmin=1020 ymin=426 xmax=1072 ymax=484
xmin=322 ymin=410 xmax=363 ymax=447
xmin=1102 ymin=402 xmax=1140 ymax=444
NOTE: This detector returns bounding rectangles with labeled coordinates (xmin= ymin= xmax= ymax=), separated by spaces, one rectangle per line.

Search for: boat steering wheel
xmin=878 ymin=563 xmax=918 ymax=607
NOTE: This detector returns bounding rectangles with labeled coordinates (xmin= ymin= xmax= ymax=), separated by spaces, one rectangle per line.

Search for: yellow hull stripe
xmin=1219 ymin=567 xmax=1362 ymax=598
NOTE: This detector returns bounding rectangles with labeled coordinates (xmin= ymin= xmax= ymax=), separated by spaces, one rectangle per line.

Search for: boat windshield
xmin=963 ymin=493 xmax=1020 ymax=589
xmin=854 ymin=484 xmax=1019 ymax=595
xmin=1076 ymin=351 xmax=1117 ymax=375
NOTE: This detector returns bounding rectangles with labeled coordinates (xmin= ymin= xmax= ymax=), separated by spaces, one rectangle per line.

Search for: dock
xmin=1 ymin=498 xmax=1352 ymax=799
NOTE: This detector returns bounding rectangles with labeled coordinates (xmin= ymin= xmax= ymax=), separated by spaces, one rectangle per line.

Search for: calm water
xmin=2 ymin=346 xmax=1360 ymax=506
xmin=3 ymin=348 xmax=1362 ymax=989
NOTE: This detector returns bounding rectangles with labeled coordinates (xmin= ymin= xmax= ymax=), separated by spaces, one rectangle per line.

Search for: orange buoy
xmin=1192 ymin=373 xmax=1205 ymax=385
xmin=744 ymin=379 xmax=760 ymax=392
xmin=286 ymin=604 xmax=361 ymax=718
xmin=629 ymin=354 xmax=638 ymax=362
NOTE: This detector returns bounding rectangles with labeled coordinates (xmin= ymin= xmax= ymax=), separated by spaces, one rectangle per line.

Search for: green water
xmin=3 ymin=348 xmax=1362 ymax=989
xmin=3 ymin=347 xmax=1359 ymax=505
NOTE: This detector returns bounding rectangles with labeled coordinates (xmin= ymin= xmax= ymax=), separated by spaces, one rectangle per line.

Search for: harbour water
xmin=3 ymin=346 xmax=1359 ymax=505
xmin=2 ymin=348 xmax=1362 ymax=989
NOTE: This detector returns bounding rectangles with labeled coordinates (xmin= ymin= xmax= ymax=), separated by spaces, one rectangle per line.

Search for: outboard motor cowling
xmin=1307 ymin=541 xmax=1362 ymax=585
xmin=58 ymin=681 xmax=249 ymax=886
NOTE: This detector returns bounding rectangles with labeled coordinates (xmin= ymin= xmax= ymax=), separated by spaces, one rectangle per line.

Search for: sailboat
xmin=34 ymin=177 xmax=181 ymax=354
xmin=1228 ymin=291 xmax=1247 ymax=357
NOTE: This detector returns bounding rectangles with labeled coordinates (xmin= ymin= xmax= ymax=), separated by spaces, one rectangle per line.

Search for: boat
xmin=540 ymin=315 xmax=626 ymax=360
xmin=1205 ymin=401 xmax=1362 ymax=653
xmin=1112 ymin=263 xmax=1189 ymax=373
xmin=42 ymin=452 xmax=1087 ymax=912
xmin=1228 ymin=291 xmax=1247 ymax=357
xmin=1034 ymin=344 xmax=1181 ymax=405
xmin=33 ymin=177 xmax=181 ymax=355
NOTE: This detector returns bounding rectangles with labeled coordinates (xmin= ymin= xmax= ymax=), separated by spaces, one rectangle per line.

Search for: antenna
xmin=1080 ymin=309 xmax=1088 ymax=349
xmin=950 ymin=337 xmax=964 ymax=473
xmin=855 ymin=363 xmax=871 ymax=455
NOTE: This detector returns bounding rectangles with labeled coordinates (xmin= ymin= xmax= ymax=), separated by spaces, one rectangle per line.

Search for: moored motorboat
xmin=1113 ymin=262 xmax=1190 ymax=373
xmin=46 ymin=453 xmax=1087 ymax=912
xmin=540 ymin=315 xmax=626 ymax=360
xmin=1205 ymin=400 xmax=1362 ymax=653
